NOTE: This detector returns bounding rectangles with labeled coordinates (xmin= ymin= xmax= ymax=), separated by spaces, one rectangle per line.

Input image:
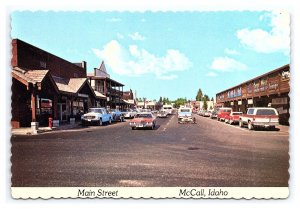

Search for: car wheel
xmin=108 ymin=118 xmax=112 ymax=124
xmin=217 ymin=117 xmax=220 ymax=121
xmin=248 ymin=121 xmax=253 ymax=130
xmin=151 ymin=123 xmax=155 ymax=130
xmin=99 ymin=119 xmax=103 ymax=126
xmin=239 ymin=120 xmax=243 ymax=128
xmin=269 ymin=126 xmax=276 ymax=131
xmin=229 ymin=120 xmax=233 ymax=125
xmin=120 ymin=116 xmax=124 ymax=122
xmin=132 ymin=127 xmax=135 ymax=130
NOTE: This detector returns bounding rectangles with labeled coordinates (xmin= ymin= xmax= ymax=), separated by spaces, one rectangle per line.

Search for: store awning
xmin=122 ymin=99 xmax=135 ymax=105
xmin=94 ymin=90 xmax=107 ymax=99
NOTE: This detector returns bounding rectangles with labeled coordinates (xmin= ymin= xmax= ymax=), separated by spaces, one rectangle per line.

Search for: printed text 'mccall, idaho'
xmin=179 ymin=188 xmax=229 ymax=197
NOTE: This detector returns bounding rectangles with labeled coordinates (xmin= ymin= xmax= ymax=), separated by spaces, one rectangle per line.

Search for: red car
xmin=129 ymin=112 xmax=156 ymax=130
xmin=217 ymin=107 xmax=232 ymax=121
xmin=224 ymin=112 xmax=243 ymax=125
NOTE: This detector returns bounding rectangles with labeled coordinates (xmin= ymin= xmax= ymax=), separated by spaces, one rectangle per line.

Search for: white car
xmin=122 ymin=109 xmax=137 ymax=119
xmin=157 ymin=110 xmax=168 ymax=118
xmin=239 ymin=107 xmax=279 ymax=130
xmin=81 ymin=108 xmax=112 ymax=126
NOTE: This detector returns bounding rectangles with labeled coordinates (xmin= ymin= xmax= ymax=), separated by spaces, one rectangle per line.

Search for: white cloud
xmin=236 ymin=11 xmax=290 ymax=55
xmin=206 ymin=72 xmax=218 ymax=77
xmin=210 ymin=56 xmax=247 ymax=72
xmin=224 ymin=48 xmax=240 ymax=55
xmin=117 ymin=33 xmax=124 ymax=39
xmin=106 ymin=17 xmax=122 ymax=22
xmin=92 ymin=40 xmax=192 ymax=80
xmin=129 ymin=32 xmax=146 ymax=41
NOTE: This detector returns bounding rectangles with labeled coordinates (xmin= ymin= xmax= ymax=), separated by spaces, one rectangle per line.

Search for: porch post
xmin=31 ymin=88 xmax=37 ymax=122
xmin=53 ymin=95 xmax=58 ymax=120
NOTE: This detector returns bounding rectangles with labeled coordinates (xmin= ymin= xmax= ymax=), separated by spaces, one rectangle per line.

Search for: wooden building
xmin=216 ymin=64 xmax=290 ymax=125
xmin=11 ymin=39 xmax=97 ymax=128
xmin=87 ymin=61 xmax=124 ymax=109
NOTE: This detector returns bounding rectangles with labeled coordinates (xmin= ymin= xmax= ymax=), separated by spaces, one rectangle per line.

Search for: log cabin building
xmin=11 ymin=39 xmax=98 ymax=128
xmin=215 ymin=64 xmax=290 ymax=125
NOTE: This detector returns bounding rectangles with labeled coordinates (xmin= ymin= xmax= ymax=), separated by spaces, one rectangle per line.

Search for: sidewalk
xmin=11 ymin=122 xmax=82 ymax=135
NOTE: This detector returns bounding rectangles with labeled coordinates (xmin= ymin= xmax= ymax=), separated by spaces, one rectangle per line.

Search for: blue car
xmin=109 ymin=109 xmax=125 ymax=122
xmin=81 ymin=108 xmax=113 ymax=126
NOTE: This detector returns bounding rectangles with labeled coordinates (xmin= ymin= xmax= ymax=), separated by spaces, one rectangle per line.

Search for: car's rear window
xmin=256 ymin=109 xmax=276 ymax=115
xmin=135 ymin=114 xmax=152 ymax=118
xmin=181 ymin=109 xmax=191 ymax=112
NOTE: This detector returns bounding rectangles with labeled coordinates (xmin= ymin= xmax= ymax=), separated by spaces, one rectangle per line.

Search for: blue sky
xmin=11 ymin=11 xmax=290 ymax=101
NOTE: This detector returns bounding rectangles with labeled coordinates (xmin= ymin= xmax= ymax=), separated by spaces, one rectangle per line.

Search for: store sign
xmin=77 ymin=93 xmax=88 ymax=98
xmin=281 ymin=71 xmax=290 ymax=81
xmin=227 ymin=87 xmax=242 ymax=99
xmin=269 ymin=83 xmax=279 ymax=91
xmin=248 ymin=99 xmax=253 ymax=105
xmin=272 ymin=97 xmax=288 ymax=105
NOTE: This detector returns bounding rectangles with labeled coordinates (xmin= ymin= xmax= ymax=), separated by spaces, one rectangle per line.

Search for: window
xmin=247 ymin=109 xmax=254 ymax=115
xmin=40 ymin=61 xmax=47 ymax=68
xmin=256 ymin=109 xmax=276 ymax=115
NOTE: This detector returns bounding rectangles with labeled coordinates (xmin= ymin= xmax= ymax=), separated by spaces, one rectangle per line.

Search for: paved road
xmin=11 ymin=114 xmax=289 ymax=187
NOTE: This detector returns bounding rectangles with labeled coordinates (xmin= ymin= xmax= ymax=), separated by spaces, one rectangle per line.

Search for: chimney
xmin=81 ymin=61 xmax=87 ymax=71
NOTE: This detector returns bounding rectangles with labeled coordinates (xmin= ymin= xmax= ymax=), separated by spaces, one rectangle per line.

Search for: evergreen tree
xmin=196 ymin=89 xmax=203 ymax=101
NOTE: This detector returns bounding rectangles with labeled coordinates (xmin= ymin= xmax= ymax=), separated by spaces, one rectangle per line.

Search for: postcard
xmin=10 ymin=11 xmax=290 ymax=199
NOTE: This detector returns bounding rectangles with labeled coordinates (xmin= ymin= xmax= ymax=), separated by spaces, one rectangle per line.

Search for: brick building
xmin=11 ymin=39 xmax=97 ymax=128
xmin=216 ymin=64 xmax=290 ymax=124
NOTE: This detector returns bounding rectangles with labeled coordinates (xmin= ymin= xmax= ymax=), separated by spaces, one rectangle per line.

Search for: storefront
xmin=53 ymin=77 xmax=97 ymax=122
xmin=11 ymin=68 xmax=59 ymax=128
xmin=216 ymin=64 xmax=290 ymax=125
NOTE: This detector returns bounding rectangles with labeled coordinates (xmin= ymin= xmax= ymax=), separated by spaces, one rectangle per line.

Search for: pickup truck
xmin=81 ymin=107 xmax=113 ymax=126
xmin=178 ymin=107 xmax=195 ymax=123
xmin=239 ymin=107 xmax=279 ymax=130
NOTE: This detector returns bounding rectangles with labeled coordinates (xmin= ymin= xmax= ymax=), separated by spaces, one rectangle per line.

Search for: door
xmin=57 ymin=103 xmax=67 ymax=121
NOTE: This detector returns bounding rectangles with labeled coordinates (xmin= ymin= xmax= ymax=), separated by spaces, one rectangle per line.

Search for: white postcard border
xmin=11 ymin=187 xmax=289 ymax=199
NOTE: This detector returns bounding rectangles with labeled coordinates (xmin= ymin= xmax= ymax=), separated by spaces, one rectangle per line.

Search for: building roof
xmin=87 ymin=75 xmax=124 ymax=87
xmin=216 ymin=64 xmax=289 ymax=95
xmin=122 ymin=99 xmax=135 ymax=105
xmin=94 ymin=90 xmax=106 ymax=99
xmin=52 ymin=76 xmax=87 ymax=94
xmin=12 ymin=67 xmax=49 ymax=84
xmin=12 ymin=67 xmax=59 ymax=93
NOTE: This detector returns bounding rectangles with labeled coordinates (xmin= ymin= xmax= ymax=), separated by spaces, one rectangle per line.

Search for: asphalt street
xmin=11 ymin=114 xmax=289 ymax=187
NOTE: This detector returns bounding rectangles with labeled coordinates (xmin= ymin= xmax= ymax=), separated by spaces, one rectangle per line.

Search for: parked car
xmin=217 ymin=107 xmax=233 ymax=121
xmin=157 ymin=110 xmax=168 ymax=118
xmin=162 ymin=104 xmax=173 ymax=115
xmin=129 ymin=112 xmax=156 ymax=130
xmin=198 ymin=109 xmax=205 ymax=116
xmin=239 ymin=107 xmax=279 ymax=130
xmin=178 ymin=107 xmax=195 ymax=123
xmin=204 ymin=110 xmax=212 ymax=117
xmin=109 ymin=109 xmax=125 ymax=122
xmin=224 ymin=112 xmax=243 ymax=124
xmin=81 ymin=108 xmax=112 ymax=126
xmin=210 ymin=110 xmax=218 ymax=119
xmin=122 ymin=109 xmax=137 ymax=119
